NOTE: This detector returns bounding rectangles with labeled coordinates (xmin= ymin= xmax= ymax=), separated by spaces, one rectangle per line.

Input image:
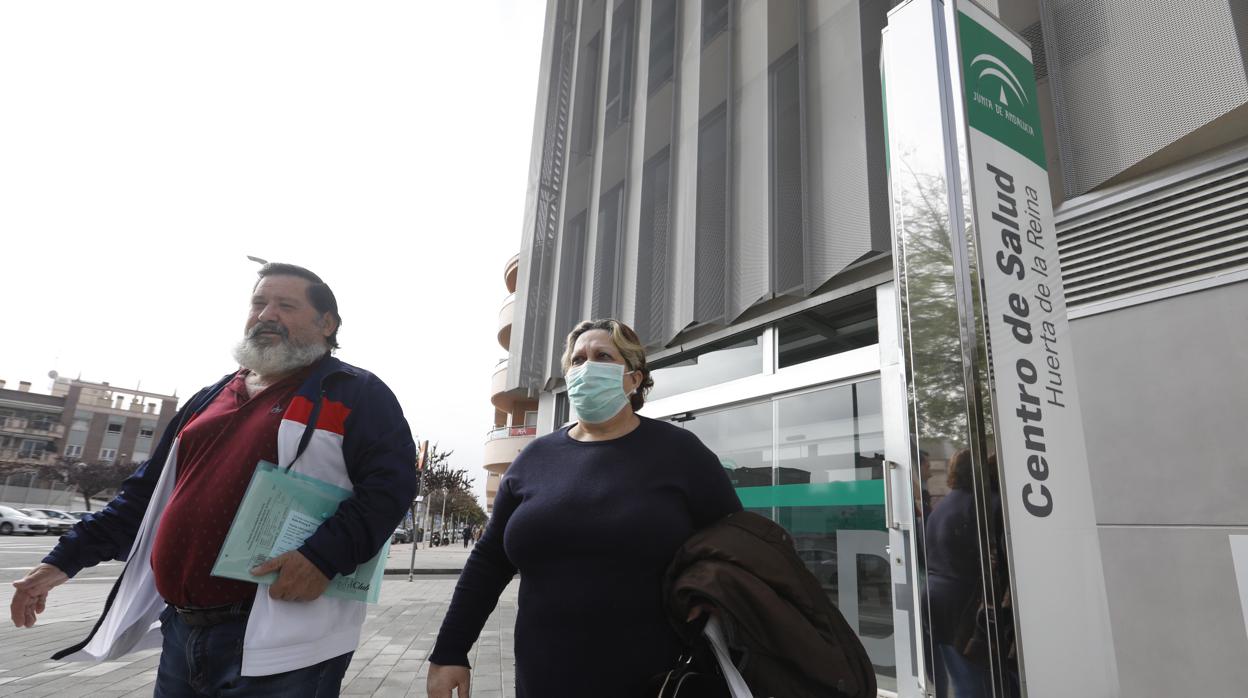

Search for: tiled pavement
xmin=0 ymin=545 xmax=516 ymax=697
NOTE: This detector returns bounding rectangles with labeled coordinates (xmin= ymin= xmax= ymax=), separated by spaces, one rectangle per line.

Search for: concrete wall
xmin=1070 ymin=279 xmax=1248 ymax=696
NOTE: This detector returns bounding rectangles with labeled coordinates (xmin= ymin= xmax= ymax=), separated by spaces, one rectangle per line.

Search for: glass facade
xmin=646 ymin=329 xmax=764 ymax=402
xmin=775 ymin=291 xmax=880 ymax=368
xmin=674 ymin=377 xmax=895 ymax=687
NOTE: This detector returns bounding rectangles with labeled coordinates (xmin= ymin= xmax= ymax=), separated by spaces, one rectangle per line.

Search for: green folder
xmin=211 ymin=460 xmax=389 ymax=604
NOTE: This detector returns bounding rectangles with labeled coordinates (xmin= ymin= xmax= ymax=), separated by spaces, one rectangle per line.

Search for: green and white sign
xmin=958 ymin=8 xmax=1045 ymax=168
xmin=882 ymin=0 xmax=1122 ymax=693
xmin=957 ymin=1 xmax=1118 ymax=695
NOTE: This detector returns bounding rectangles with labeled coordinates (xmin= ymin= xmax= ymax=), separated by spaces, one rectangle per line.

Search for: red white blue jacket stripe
xmin=43 ymin=356 xmax=417 ymax=675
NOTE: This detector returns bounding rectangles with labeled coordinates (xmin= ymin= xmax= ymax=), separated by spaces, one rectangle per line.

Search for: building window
xmin=647 ymin=329 xmax=765 ymax=402
xmin=71 ymin=418 xmax=89 ymax=432
xmin=554 ymin=391 xmax=571 ymax=427
xmin=107 ymin=423 xmax=123 ymax=434
xmin=555 ymin=210 xmax=589 ymax=342
xmin=776 ymin=291 xmax=880 ymax=369
xmin=604 ymin=0 xmax=636 ymax=134
xmin=18 ymin=440 xmax=43 ymax=457
xmin=648 ymin=0 xmax=677 ymax=93
xmin=702 ymin=0 xmax=729 ymax=46
xmin=132 ymin=451 xmax=150 ymax=463
xmin=572 ymin=33 xmax=602 ymax=159
xmin=30 ymin=416 xmax=56 ymax=432
xmin=139 ymin=426 xmax=155 ymax=439
xmin=99 ymin=448 xmax=117 ymax=461
xmin=65 ymin=444 xmax=83 ymax=458
xmin=592 ymin=184 xmax=624 ymax=318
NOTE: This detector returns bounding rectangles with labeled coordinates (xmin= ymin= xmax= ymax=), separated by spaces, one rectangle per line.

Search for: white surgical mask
xmin=566 ymin=361 xmax=632 ymax=423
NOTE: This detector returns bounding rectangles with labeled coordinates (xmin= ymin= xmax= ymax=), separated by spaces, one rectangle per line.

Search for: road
xmin=0 ymin=536 xmax=517 ymax=697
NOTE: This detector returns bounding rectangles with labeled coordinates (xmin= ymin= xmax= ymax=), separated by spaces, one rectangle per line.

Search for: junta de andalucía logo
xmin=970 ymin=53 xmax=1028 ymax=108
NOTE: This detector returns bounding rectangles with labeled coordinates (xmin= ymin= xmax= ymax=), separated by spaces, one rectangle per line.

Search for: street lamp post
xmin=438 ymin=487 xmax=448 ymax=545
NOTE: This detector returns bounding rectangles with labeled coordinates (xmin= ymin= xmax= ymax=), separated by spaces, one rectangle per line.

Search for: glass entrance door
xmin=671 ymin=377 xmax=896 ymax=691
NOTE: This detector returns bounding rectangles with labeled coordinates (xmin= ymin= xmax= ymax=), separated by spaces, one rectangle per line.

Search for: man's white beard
xmin=231 ymin=334 xmax=326 ymax=376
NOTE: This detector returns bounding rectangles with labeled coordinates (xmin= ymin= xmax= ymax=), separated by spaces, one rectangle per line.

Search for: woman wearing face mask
xmin=426 ymin=319 xmax=742 ymax=698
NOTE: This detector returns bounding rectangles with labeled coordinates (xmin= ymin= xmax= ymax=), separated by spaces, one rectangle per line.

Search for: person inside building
xmin=9 ymin=262 xmax=417 ymax=697
xmin=924 ymin=448 xmax=992 ymax=698
xmin=426 ymin=318 xmax=742 ymax=698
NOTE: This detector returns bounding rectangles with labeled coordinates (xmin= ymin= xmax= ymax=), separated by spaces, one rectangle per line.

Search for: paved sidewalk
xmin=0 ymin=545 xmax=516 ymax=697
xmin=383 ymin=542 xmax=474 ymax=575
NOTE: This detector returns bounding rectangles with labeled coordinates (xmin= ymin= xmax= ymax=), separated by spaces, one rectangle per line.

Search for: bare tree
xmin=413 ymin=442 xmax=484 ymax=531
xmin=60 ymin=460 xmax=136 ymax=510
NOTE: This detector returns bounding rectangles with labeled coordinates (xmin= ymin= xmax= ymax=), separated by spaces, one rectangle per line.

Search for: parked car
xmin=0 ymin=505 xmax=48 ymax=536
xmin=68 ymin=510 xmax=94 ymax=520
xmin=19 ymin=508 xmax=73 ymax=535
xmin=23 ymin=508 xmax=77 ymax=534
xmin=391 ymin=526 xmax=413 ymax=544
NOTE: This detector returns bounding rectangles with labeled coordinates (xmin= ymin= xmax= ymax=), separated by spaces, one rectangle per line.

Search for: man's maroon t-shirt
xmin=151 ymin=367 xmax=310 ymax=607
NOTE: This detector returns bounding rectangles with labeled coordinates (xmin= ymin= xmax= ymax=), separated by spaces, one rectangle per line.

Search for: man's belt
xmin=172 ymin=599 xmax=253 ymax=627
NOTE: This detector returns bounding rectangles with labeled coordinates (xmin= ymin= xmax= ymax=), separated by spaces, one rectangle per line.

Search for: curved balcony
xmin=490 ymin=359 xmax=530 ymax=411
xmin=483 ymin=425 xmax=536 ymax=475
xmin=497 ymin=293 xmax=515 ymax=350
xmin=504 ymin=254 xmax=520 ymax=294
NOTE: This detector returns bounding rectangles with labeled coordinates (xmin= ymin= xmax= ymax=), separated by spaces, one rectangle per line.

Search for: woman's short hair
xmin=561 ymin=319 xmax=654 ymax=411
xmin=946 ymin=448 xmax=975 ymax=491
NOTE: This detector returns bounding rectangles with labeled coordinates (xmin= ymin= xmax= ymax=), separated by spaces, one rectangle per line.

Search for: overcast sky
xmin=0 ymin=1 xmax=547 ymax=505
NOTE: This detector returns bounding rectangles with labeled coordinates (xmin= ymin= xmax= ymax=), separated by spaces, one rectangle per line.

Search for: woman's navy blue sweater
xmin=430 ymin=416 xmax=742 ymax=697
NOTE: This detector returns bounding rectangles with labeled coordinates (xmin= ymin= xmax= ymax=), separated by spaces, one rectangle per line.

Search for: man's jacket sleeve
xmin=41 ymin=389 xmax=208 ymax=578
xmin=298 ymin=375 xmax=417 ymax=578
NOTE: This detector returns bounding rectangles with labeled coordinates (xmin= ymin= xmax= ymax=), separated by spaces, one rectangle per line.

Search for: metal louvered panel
xmin=512 ymin=0 xmax=576 ymax=392
xmin=1040 ymin=0 xmax=1248 ymax=198
xmin=635 ymin=148 xmax=672 ymax=350
xmin=727 ymin=0 xmax=770 ymax=321
xmin=802 ymin=0 xmax=885 ymax=294
xmin=1056 ymin=152 xmax=1248 ymax=309
xmin=772 ymin=45 xmax=803 ymax=297
xmin=1060 ymin=174 xmax=1246 ymax=261
xmin=1018 ymin=21 xmax=1046 ymax=82
xmin=694 ymin=105 xmax=728 ymax=325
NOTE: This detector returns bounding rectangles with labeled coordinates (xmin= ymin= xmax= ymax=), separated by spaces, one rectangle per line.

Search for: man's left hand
xmin=251 ymin=551 xmax=331 ymax=602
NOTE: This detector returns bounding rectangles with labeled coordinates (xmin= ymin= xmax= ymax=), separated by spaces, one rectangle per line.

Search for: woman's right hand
xmin=427 ymin=663 xmax=471 ymax=698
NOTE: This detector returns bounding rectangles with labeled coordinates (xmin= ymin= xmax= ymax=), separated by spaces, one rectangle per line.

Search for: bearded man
xmin=10 ymin=262 xmax=416 ymax=697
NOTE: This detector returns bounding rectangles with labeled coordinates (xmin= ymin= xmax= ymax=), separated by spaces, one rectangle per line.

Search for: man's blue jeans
xmin=155 ymin=605 xmax=352 ymax=697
